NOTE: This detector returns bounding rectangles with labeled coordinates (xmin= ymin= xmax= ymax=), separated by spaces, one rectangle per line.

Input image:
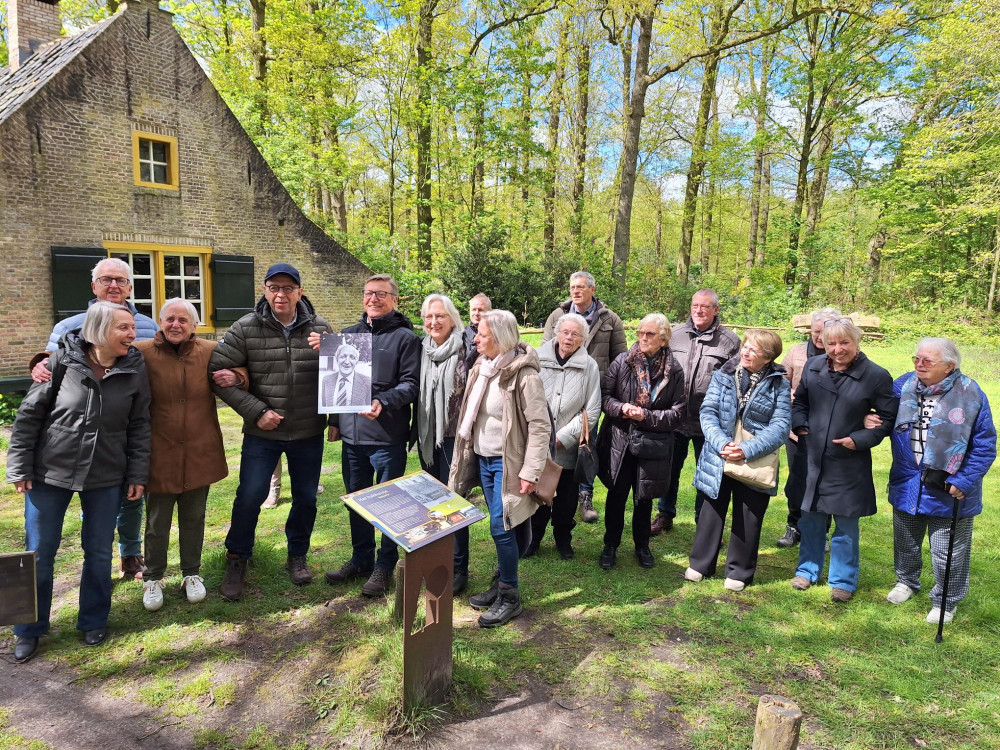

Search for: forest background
xmin=2 ymin=0 xmax=999 ymax=336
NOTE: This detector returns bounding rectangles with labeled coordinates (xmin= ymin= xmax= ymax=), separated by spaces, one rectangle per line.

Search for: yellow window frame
xmin=104 ymin=241 xmax=215 ymax=334
xmin=131 ymin=131 xmax=180 ymax=190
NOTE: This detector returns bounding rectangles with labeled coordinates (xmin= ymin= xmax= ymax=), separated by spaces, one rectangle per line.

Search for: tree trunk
xmin=655 ymin=186 xmax=663 ymax=259
xmin=746 ymin=37 xmax=774 ymax=273
xmin=249 ymin=0 xmax=268 ymax=138
xmin=414 ymin=0 xmax=437 ymax=270
xmin=757 ymin=153 xmax=771 ymax=266
xmin=544 ymin=21 xmax=569 ymax=253
xmin=569 ymin=41 xmax=591 ymax=246
xmin=801 ymin=117 xmax=834 ymax=296
xmin=700 ymin=90 xmax=719 ymax=271
xmin=988 ymin=214 xmax=1000 ymax=313
xmin=471 ymin=98 xmax=485 ymax=219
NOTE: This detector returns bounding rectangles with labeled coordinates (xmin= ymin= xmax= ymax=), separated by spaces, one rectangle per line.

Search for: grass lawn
xmin=1 ymin=333 xmax=999 ymax=749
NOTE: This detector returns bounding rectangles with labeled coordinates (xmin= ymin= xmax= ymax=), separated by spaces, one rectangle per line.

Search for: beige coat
xmin=448 ymin=343 xmax=551 ymax=530
xmin=781 ymin=342 xmax=810 ymax=398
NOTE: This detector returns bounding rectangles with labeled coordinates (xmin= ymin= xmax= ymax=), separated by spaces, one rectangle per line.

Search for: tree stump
xmin=752 ymin=694 xmax=802 ymax=750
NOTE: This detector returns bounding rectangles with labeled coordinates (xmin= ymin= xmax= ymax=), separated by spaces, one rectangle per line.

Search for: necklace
xmin=88 ymin=350 xmax=113 ymax=376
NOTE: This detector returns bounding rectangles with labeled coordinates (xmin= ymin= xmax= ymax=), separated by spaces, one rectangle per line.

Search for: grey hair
xmin=639 ymin=313 xmax=672 ymax=347
xmin=92 ymin=257 xmax=133 ymax=284
xmin=366 ymin=273 xmax=398 ymax=297
xmin=81 ymin=301 xmax=131 ymax=347
xmin=421 ymin=294 xmax=464 ymax=333
xmin=336 ymin=342 xmax=360 ymax=358
xmin=917 ymin=337 xmax=961 ymax=367
xmin=556 ymin=312 xmax=588 ymax=338
xmin=692 ymin=288 xmax=719 ymax=306
xmin=469 ymin=293 xmax=492 ymax=309
xmin=810 ymin=306 xmax=843 ymax=324
xmin=159 ymin=297 xmax=200 ymax=326
xmin=570 ymin=271 xmax=596 ymax=288
xmin=820 ymin=319 xmax=862 ymax=347
xmin=481 ymin=310 xmax=521 ymax=353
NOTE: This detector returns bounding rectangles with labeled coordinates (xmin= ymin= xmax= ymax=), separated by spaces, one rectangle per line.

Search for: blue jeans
xmin=342 ymin=441 xmax=408 ymax=571
xmin=796 ymin=511 xmax=860 ymax=592
xmin=420 ymin=437 xmax=468 ymax=575
xmin=478 ymin=455 xmax=520 ymax=587
xmin=16 ymin=482 xmax=123 ymax=637
xmin=226 ymin=433 xmax=324 ymax=559
xmin=658 ymin=433 xmax=706 ymax=520
xmin=116 ymin=492 xmax=144 ymax=557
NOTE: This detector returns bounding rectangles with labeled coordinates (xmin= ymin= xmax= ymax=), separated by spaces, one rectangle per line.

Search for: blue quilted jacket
xmin=693 ymin=358 xmax=791 ymax=498
xmin=887 ymin=373 xmax=996 ymax=518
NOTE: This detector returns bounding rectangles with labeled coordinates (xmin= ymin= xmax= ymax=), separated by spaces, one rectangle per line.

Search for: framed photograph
xmin=318 ymin=331 xmax=373 ymax=414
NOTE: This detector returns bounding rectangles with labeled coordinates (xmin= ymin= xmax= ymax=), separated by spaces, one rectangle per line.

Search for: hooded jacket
xmin=448 ymin=343 xmax=550 ymax=530
xmin=542 ymin=298 xmax=628 ymax=377
xmin=7 ymin=332 xmax=151 ymax=491
xmin=670 ymin=317 xmax=741 ymax=436
xmin=209 ymin=295 xmax=330 ymax=441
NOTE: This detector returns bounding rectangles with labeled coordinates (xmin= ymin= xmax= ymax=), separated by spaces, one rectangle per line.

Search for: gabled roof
xmin=0 ymin=12 xmax=120 ymax=125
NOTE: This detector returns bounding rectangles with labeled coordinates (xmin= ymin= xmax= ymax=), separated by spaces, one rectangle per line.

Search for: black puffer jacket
xmin=597 ymin=349 xmax=686 ymax=501
xmin=210 ymin=296 xmax=331 ymax=440
xmin=6 ymin=332 xmax=151 ymax=491
xmin=332 ymin=310 xmax=421 ymax=446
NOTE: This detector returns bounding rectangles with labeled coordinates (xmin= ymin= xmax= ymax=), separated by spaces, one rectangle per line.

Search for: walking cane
xmin=935 ymin=492 xmax=962 ymax=643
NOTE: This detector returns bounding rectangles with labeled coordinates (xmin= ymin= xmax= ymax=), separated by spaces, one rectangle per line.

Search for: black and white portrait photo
xmin=318 ymin=331 xmax=373 ymax=414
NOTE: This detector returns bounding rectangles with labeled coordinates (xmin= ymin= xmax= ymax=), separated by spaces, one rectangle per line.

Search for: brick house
xmin=0 ymin=0 xmax=371 ymax=389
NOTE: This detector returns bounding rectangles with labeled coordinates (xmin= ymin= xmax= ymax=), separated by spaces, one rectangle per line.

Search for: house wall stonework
xmin=0 ymin=0 xmax=370 ymax=380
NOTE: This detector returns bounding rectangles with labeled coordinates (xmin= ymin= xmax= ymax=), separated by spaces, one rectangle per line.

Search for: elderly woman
xmin=597 ymin=314 xmax=685 ymax=571
xmin=883 ymin=338 xmax=996 ymax=623
xmin=686 ymin=330 xmax=790 ymax=590
xmin=449 ymin=310 xmax=550 ymax=628
xmin=526 ymin=313 xmax=601 ymax=560
xmin=136 ymin=299 xmax=237 ymax=612
xmin=416 ymin=294 xmax=470 ymax=593
xmin=7 ymin=301 xmax=150 ymax=661
xmin=789 ymin=318 xmax=897 ymax=602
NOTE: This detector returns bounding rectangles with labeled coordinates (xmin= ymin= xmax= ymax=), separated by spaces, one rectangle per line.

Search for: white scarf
xmin=458 ymin=348 xmax=516 ymax=441
xmin=418 ymin=332 xmax=463 ymax=465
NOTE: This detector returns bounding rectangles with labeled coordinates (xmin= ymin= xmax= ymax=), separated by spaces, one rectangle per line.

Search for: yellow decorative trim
xmin=131 ymin=131 xmax=179 ymax=191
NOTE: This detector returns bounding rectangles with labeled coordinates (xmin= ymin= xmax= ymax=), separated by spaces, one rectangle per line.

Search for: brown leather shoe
xmin=650 ymin=513 xmax=673 ymax=536
xmin=578 ymin=492 xmax=598 ymax=523
xmin=286 ymin=555 xmax=313 ymax=585
xmin=831 ymin=587 xmax=853 ymax=603
xmin=220 ymin=554 xmax=248 ymax=600
xmin=790 ymin=575 xmax=812 ymax=591
xmin=120 ymin=555 xmax=146 ymax=581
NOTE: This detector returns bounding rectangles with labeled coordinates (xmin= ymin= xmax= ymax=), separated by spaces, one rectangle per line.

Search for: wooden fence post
xmin=751 ymin=694 xmax=802 ymax=750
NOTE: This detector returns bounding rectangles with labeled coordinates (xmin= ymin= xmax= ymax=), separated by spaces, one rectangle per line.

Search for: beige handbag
xmin=722 ymin=422 xmax=779 ymax=491
xmin=532 ymin=457 xmax=563 ymax=506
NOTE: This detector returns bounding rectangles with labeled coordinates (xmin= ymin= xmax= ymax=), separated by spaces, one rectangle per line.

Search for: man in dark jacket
xmin=326 ymin=274 xmax=421 ymax=598
xmin=462 ymin=293 xmax=491 ymax=369
xmin=651 ymin=289 xmax=740 ymax=534
xmin=209 ymin=263 xmax=331 ymax=599
xmin=543 ymin=271 xmax=627 ymax=523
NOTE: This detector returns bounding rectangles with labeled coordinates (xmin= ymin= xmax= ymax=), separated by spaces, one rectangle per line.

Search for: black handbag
xmin=627 ymin=424 xmax=672 ymax=459
xmin=575 ymin=409 xmax=599 ymax=484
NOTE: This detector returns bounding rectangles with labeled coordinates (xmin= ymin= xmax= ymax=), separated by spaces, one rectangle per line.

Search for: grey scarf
xmin=418 ymin=332 xmax=464 ymax=466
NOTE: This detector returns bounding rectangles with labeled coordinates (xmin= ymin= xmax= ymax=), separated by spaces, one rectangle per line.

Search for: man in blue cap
xmin=209 ymin=263 xmax=331 ymax=598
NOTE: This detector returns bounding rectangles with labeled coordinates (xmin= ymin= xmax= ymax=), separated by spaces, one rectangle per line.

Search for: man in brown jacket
xmin=651 ymin=289 xmax=740 ymax=534
xmin=542 ymin=271 xmax=627 ymax=523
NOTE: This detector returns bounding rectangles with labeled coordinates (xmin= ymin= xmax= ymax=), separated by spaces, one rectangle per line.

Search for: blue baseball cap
xmin=264 ymin=263 xmax=301 ymax=285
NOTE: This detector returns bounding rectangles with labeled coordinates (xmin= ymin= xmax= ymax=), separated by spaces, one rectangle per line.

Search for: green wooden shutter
xmin=51 ymin=246 xmax=107 ymax=320
xmin=211 ymin=254 xmax=255 ymax=327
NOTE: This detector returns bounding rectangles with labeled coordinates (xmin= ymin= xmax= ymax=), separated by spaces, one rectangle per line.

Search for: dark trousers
xmin=342 ymin=441 xmax=408 ymax=572
xmin=783 ymin=436 xmax=806 ymax=528
xmin=657 ymin=433 xmax=706 ymax=520
xmin=689 ymin=475 xmax=770 ymax=584
xmin=420 ymin=437 xmax=469 ymax=575
xmin=530 ymin=468 xmax=579 ymax=549
xmin=603 ymin=452 xmax=652 ymax=550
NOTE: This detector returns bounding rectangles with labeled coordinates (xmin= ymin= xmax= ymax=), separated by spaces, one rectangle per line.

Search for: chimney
xmin=8 ymin=0 xmax=62 ymax=72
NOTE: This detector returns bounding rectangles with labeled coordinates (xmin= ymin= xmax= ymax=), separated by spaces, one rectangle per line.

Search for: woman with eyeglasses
xmin=788 ymin=318 xmax=897 ymax=603
xmin=880 ymin=339 xmax=995 ymax=624
xmin=685 ymin=329 xmax=790 ymax=591
xmin=596 ymin=314 xmax=685 ymax=571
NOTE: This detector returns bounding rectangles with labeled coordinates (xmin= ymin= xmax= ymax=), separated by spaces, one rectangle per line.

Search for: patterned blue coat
xmin=693 ymin=358 xmax=791 ymax=499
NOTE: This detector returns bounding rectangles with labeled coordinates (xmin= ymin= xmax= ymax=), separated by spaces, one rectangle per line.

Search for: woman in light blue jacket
xmin=686 ymin=329 xmax=790 ymax=591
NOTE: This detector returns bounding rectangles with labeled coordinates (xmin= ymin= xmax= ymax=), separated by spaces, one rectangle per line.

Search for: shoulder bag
xmin=575 ymin=409 xmax=599 ymax=484
xmin=722 ymin=421 xmax=779 ymax=491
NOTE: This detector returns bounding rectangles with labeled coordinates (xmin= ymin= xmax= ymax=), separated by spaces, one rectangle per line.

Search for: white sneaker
xmin=684 ymin=567 xmax=703 ymax=582
xmin=143 ymin=579 xmax=165 ymax=611
xmin=181 ymin=575 xmax=207 ymax=604
xmin=887 ymin=583 xmax=914 ymax=604
xmin=926 ymin=607 xmax=954 ymax=624
xmin=723 ymin=578 xmax=746 ymax=592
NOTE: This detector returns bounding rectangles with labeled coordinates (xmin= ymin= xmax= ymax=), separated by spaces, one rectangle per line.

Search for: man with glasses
xmin=209 ymin=263 xmax=332 ymax=598
xmin=650 ymin=289 xmax=740 ymax=535
xmin=325 ymin=274 xmax=420 ymax=598
xmin=29 ymin=257 xmax=159 ymax=581
xmin=542 ymin=271 xmax=627 ymax=523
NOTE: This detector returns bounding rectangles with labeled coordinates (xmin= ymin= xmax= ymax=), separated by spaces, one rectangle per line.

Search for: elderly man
xmin=322 ymin=343 xmax=371 ymax=408
xmin=542 ymin=271 xmax=627 ymax=523
xmin=324 ymin=274 xmax=421 ymax=598
xmin=29 ymin=257 xmax=158 ymax=581
xmin=650 ymin=289 xmax=740 ymax=535
xmin=209 ymin=263 xmax=331 ymax=598
xmin=463 ymin=293 xmax=492 ymax=369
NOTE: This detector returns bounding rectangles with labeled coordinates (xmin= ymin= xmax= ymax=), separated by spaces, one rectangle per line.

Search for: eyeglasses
xmin=741 ymin=344 xmax=761 ymax=356
xmin=912 ymin=356 xmax=942 ymax=367
xmin=95 ymin=276 xmax=131 ymax=287
xmin=559 ymin=330 xmax=584 ymax=339
xmin=823 ymin=317 xmax=854 ymax=327
xmin=363 ymin=290 xmax=393 ymax=301
xmin=636 ymin=330 xmax=660 ymax=338
xmin=265 ymin=284 xmax=299 ymax=295
xmin=691 ymin=304 xmax=716 ymax=311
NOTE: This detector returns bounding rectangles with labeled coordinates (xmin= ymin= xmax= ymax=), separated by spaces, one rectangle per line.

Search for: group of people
xmin=6 ymin=261 xmax=995 ymax=663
